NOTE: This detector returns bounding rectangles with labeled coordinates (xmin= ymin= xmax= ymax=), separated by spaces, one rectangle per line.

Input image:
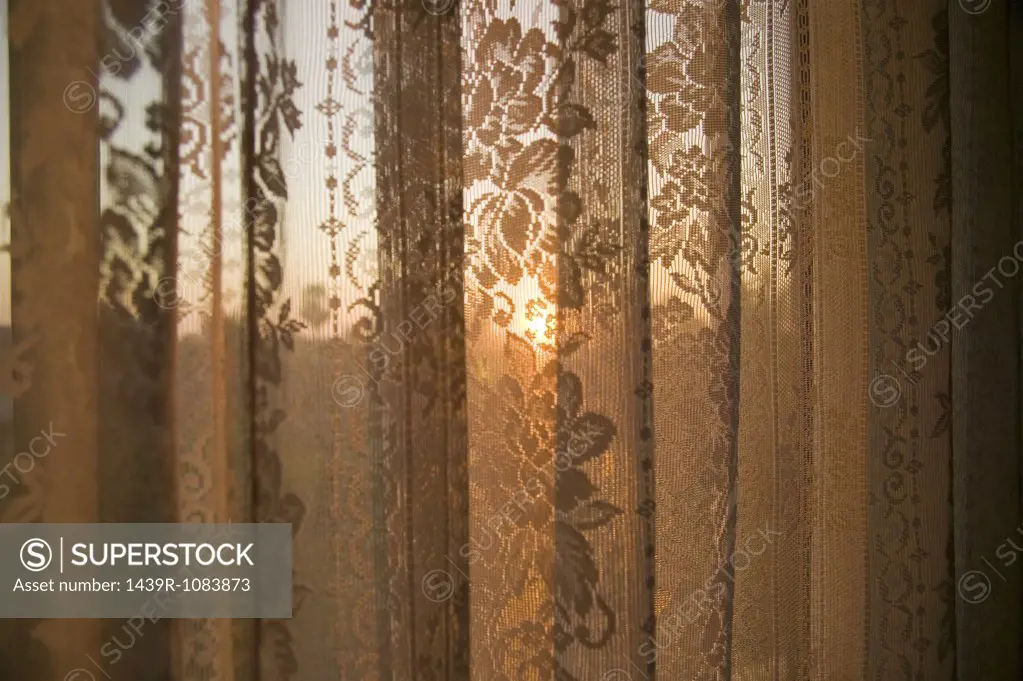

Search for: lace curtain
xmin=2 ymin=0 xmax=1022 ymax=679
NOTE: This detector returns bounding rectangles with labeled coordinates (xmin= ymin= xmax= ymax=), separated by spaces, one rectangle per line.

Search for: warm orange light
xmin=521 ymin=296 xmax=555 ymax=348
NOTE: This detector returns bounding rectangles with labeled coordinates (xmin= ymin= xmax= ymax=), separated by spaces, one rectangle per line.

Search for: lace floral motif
xmin=461 ymin=0 xmax=628 ymax=677
xmin=248 ymin=2 xmax=309 ymax=679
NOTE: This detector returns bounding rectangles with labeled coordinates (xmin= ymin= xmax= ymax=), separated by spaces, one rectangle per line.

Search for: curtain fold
xmin=5 ymin=1 xmax=103 ymax=679
xmin=947 ymin=2 xmax=1021 ymax=679
xmin=863 ymin=2 xmax=956 ymax=680
xmin=2 ymin=0 xmax=1023 ymax=680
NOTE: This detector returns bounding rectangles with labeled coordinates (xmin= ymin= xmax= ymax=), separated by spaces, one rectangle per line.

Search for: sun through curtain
xmin=2 ymin=0 xmax=1023 ymax=680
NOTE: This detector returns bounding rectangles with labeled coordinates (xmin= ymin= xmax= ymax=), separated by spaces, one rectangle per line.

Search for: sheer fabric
xmin=2 ymin=0 xmax=1022 ymax=680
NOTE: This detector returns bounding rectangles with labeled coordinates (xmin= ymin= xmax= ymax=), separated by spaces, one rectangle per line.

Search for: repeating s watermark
xmin=637 ymin=524 xmax=782 ymax=664
xmin=422 ymin=0 xmax=456 ymax=15
xmin=600 ymin=524 xmax=784 ymax=680
xmin=62 ymin=81 xmax=99 ymax=116
xmin=154 ymin=195 xmax=285 ymax=311
xmin=792 ymin=133 xmax=871 ymax=210
xmin=420 ymin=421 xmax=610 ymax=604
xmin=64 ymin=672 xmax=98 ymax=681
xmin=21 ymin=538 xmax=53 ymax=572
xmin=331 ymin=268 xmax=460 ymax=408
xmin=0 ymin=422 xmax=65 ymax=501
xmin=870 ymin=238 xmax=1023 ymax=408
xmin=958 ymin=0 xmax=992 ymax=15
xmin=63 ymin=563 xmax=201 ymax=681
xmin=958 ymin=522 xmax=1023 ymax=604
xmin=868 ymin=373 xmax=901 ymax=409
xmin=600 ymin=670 xmax=635 ymax=681
xmin=63 ymin=0 xmax=193 ymax=114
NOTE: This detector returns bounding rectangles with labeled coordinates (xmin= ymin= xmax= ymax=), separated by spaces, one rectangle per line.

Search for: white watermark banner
xmin=0 ymin=523 xmax=292 ymax=618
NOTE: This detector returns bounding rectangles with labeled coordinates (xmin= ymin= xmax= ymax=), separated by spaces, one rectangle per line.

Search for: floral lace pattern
xmin=3 ymin=0 xmax=1022 ymax=680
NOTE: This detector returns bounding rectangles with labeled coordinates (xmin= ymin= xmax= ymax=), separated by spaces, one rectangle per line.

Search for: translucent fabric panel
xmin=3 ymin=1 xmax=1023 ymax=681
